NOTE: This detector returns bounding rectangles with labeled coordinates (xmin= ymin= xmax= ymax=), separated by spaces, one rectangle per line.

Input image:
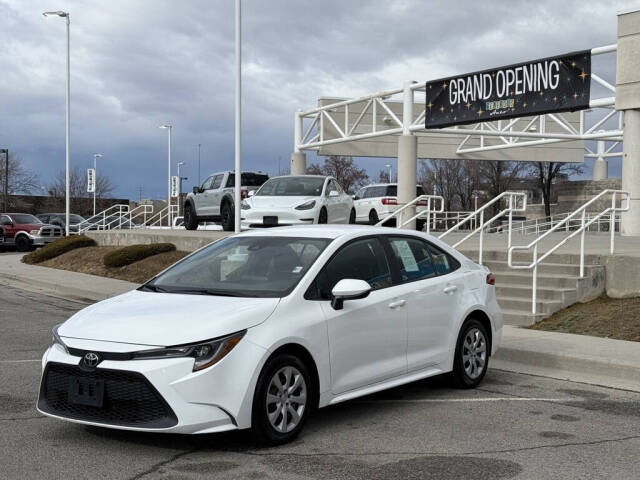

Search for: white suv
xmin=353 ymin=183 xmax=428 ymax=229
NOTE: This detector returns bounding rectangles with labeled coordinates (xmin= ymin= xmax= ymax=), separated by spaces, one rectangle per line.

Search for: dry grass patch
xmin=39 ymin=246 xmax=189 ymax=284
xmin=529 ymin=295 xmax=640 ymax=342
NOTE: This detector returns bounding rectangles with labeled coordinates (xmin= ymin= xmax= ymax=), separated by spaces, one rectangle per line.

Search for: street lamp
xmin=159 ymin=125 xmax=172 ymax=228
xmin=92 ymin=153 xmax=103 ymax=216
xmin=43 ymin=10 xmax=71 ymax=236
xmin=385 ymin=163 xmax=392 ymax=183
xmin=196 ymin=144 xmax=201 ymax=186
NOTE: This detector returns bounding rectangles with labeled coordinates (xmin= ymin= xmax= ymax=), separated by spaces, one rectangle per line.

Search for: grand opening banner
xmin=424 ymin=50 xmax=591 ymax=129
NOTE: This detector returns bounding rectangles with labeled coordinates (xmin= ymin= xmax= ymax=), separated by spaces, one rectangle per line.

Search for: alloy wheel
xmin=265 ymin=366 xmax=307 ymax=433
xmin=462 ymin=327 xmax=487 ymax=379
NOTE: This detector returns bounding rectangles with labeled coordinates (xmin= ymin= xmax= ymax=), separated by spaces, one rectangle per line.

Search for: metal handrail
xmin=508 ymin=189 xmax=630 ymax=314
xmin=126 ymin=204 xmax=154 ymax=227
xmin=77 ymin=204 xmax=130 ymax=233
xmin=375 ymin=195 xmax=445 ymax=230
xmin=499 ymin=211 xmax=622 ymax=235
xmin=142 ymin=204 xmax=179 ymax=228
xmin=438 ymin=191 xmax=527 ymax=265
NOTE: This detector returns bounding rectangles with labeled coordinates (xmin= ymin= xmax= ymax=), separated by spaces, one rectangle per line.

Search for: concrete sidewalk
xmin=1 ymin=251 xmax=639 ymax=392
xmin=0 ymin=252 xmax=135 ymax=303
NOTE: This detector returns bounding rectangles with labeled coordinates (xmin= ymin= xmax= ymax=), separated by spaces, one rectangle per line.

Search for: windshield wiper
xmin=138 ymin=284 xmax=170 ymax=293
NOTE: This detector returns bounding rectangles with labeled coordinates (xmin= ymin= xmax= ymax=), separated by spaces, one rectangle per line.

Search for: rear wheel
xmin=451 ymin=318 xmax=489 ymax=389
xmin=221 ymin=202 xmax=234 ymax=231
xmin=15 ymin=235 xmax=31 ymax=252
xmin=349 ymin=209 xmax=356 ymax=224
xmin=252 ymin=354 xmax=312 ymax=445
xmin=184 ymin=203 xmax=198 ymax=230
xmin=368 ymin=209 xmax=379 ymax=225
xmin=318 ymin=207 xmax=328 ymax=224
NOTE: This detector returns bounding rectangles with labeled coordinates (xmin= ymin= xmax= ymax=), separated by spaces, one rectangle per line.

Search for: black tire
xmin=368 ymin=209 xmax=379 ymax=225
xmin=349 ymin=209 xmax=356 ymax=224
xmin=451 ymin=318 xmax=490 ymax=389
xmin=252 ymin=353 xmax=313 ymax=445
xmin=221 ymin=202 xmax=234 ymax=231
xmin=317 ymin=207 xmax=328 ymax=224
xmin=184 ymin=203 xmax=198 ymax=230
xmin=15 ymin=235 xmax=31 ymax=252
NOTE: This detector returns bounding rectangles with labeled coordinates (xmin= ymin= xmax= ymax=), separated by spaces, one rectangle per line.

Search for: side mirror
xmin=248 ymin=190 xmax=255 ymax=197
xmin=329 ymin=190 xmax=340 ymax=197
xmin=193 ymin=186 xmax=200 ymax=194
xmin=330 ymin=279 xmax=372 ymax=310
xmin=352 ymin=195 xmax=358 ymax=200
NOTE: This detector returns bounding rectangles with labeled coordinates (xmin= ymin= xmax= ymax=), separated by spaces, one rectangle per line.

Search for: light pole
xmin=43 ymin=10 xmax=71 ymax=236
xmin=92 ymin=153 xmax=103 ymax=216
xmin=159 ymin=125 xmax=172 ymax=227
xmin=1 ymin=149 xmax=8 ymax=212
xmin=234 ymin=0 xmax=242 ymax=233
xmin=177 ymin=161 xmax=185 ymax=217
xmin=385 ymin=163 xmax=392 ymax=183
xmin=197 ymin=144 xmax=201 ymax=186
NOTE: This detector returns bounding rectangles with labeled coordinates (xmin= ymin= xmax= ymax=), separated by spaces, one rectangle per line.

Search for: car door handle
xmin=443 ymin=285 xmax=458 ymax=294
xmin=388 ymin=299 xmax=406 ymax=309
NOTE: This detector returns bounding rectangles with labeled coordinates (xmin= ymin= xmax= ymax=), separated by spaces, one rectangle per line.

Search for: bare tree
xmin=48 ymin=167 xmax=115 ymax=214
xmin=307 ymin=155 xmax=369 ymax=194
xmin=376 ymin=169 xmax=391 ymax=183
xmin=527 ymin=162 xmax=583 ymax=218
xmin=478 ymin=161 xmax=525 ymax=214
xmin=0 ymin=153 xmax=39 ymax=196
xmin=419 ymin=159 xmax=477 ymax=211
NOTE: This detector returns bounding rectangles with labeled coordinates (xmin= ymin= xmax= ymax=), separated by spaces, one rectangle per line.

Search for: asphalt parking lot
xmin=2 ymin=284 xmax=640 ymax=480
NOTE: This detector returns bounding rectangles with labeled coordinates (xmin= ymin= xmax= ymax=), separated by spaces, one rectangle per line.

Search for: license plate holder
xmin=263 ymin=216 xmax=278 ymax=226
xmin=68 ymin=378 xmax=104 ymax=407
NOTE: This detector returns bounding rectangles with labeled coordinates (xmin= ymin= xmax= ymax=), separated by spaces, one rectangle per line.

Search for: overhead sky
xmin=0 ymin=0 xmax=635 ymax=200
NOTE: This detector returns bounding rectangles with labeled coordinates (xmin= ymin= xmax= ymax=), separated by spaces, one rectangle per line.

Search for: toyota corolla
xmin=37 ymin=225 xmax=502 ymax=444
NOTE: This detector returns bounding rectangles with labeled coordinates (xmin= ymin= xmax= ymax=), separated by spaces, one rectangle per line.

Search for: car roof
xmin=267 ymin=175 xmax=328 ymax=180
xmin=236 ymin=224 xmax=427 ymax=240
xmin=362 ymin=184 xmax=422 ymax=188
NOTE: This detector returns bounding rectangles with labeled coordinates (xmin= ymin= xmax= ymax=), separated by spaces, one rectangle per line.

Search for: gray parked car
xmin=184 ymin=171 xmax=268 ymax=231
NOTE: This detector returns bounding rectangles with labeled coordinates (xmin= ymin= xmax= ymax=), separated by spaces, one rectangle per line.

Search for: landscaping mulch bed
xmin=39 ymin=246 xmax=189 ymax=284
xmin=529 ymin=295 xmax=640 ymax=342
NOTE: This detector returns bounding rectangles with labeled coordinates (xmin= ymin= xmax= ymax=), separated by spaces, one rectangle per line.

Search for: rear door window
xmin=387 ymin=237 xmax=437 ymax=283
xmin=424 ymin=243 xmax=461 ymax=275
xmin=210 ymin=175 xmax=223 ymax=190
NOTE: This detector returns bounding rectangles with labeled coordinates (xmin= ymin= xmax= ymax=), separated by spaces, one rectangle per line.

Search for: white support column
xmin=397 ymin=81 xmax=417 ymax=229
xmin=616 ymin=9 xmax=640 ymax=235
xmin=621 ymin=109 xmax=640 ymax=235
xmin=592 ymin=140 xmax=608 ymax=180
xmin=290 ymin=110 xmax=306 ymax=175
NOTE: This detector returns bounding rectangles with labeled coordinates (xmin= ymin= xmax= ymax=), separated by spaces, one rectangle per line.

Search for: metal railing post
xmin=426 ymin=197 xmax=431 ymax=234
xmin=532 ymin=244 xmax=538 ymax=315
xmin=508 ymin=194 xmax=513 ymax=250
xmin=610 ymin=192 xmax=616 ymax=254
xmin=580 ymin=209 xmax=586 ymax=278
xmin=478 ymin=210 xmax=484 ymax=265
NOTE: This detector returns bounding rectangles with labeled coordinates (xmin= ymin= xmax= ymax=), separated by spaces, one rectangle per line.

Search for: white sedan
xmin=37 ymin=225 xmax=503 ymax=444
xmin=240 ymin=175 xmax=354 ymax=228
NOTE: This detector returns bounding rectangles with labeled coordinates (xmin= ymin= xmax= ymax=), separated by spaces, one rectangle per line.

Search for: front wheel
xmin=15 ymin=235 xmax=31 ymax=252
xmin=252 ymin=354 xmax=312 ymax=445
xmin=451 ymin=318 xmax=489 ymax=389
xmin=221 ymin=203 xmax=234 ymax=231
xmin=184 ymin=203 xmax=198 ymax=230
xmin=368 ymin=209 xmax=379 ymax=225
xmin=317 ymin=207 xmax=328 ymax=224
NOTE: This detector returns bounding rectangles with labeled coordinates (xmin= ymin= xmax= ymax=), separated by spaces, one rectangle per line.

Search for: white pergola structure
xmin=291 ymin=9 xmax=640 ymax=235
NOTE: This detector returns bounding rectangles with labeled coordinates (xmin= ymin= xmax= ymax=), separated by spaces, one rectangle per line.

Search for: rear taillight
xmin=381 ymin=197 xmax=397 ymax=205
xmin=486 ymin=273 xmax=495 ymax=285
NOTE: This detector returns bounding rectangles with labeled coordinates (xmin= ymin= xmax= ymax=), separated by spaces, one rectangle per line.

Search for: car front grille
xmin=39 ymin=227 xmax=63 ymax=237
xmin=38 ymin=362 xmax=178 ymax=428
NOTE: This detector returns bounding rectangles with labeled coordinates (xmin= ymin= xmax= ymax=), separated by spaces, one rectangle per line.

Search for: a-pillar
xmin=592 ymin=140 xmax=608 ymax=180
xmin=616 ymin=8 xmax=640 ymax=235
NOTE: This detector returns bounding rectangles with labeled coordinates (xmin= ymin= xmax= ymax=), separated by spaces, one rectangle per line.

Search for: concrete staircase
xmin=460 ymin=250 xmax=606 ymax=326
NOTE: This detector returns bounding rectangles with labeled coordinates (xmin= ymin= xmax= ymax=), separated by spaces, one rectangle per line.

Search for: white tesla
xmin=240 ymin=175 xmax=355 ymax=228
xmin=38 ymin=226 xmax=502 ymax=444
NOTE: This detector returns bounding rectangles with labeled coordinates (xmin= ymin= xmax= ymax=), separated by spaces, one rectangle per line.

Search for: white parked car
xmin=38 ymin=226 xmax=502 ymax=444
xmin=240 ymin=175 xmax=354 ymax=228
xmin=353 ymin=183 xmax=428 ymax=228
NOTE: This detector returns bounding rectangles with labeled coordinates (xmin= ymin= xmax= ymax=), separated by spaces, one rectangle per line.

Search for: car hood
xmin=58 ymin=290 xmax=280 ymax=347
xmin=249 ymin=196 xmax=317 ymax=209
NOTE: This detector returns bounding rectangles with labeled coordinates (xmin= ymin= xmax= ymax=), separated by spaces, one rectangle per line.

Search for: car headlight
xmin=131 ymin=330 xmax=246 ymax=371
xmin=52 ymin=324 xmax=69 ymax=354
xmin=295 ymin=200 xmax=316 ymax=210
xmin=30 ymin=229 xmax=40 ymax=235
xmin=241 ymin=200 xmax=251 ymax=210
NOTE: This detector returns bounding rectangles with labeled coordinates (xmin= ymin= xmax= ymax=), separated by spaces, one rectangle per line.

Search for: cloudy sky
xmin=0 ymin=0 xmax=635 ymax=200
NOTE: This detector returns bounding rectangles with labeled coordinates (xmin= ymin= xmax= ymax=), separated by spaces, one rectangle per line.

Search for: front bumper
xmin=31 ymin=234 xmax=63 ymax=246
xmin=241 ymin=207 xmax=317 ymax=228
xmin=37 ymin=336 xmax=267 ymax=434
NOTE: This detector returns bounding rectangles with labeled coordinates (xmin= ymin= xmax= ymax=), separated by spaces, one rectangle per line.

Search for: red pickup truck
xmin=0 ymin=213 xmax=64 ymax=251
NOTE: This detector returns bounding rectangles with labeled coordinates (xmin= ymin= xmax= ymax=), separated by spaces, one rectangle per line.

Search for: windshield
xmin=68 ymin=214 xmax=86 ymax=223
xmin=256 ymin=177 xmax=325 ymax=197
xmin=143 ymin=236 xmax=331 ymax=297
xmin=11 ymin=214 xmax=41 ymax=224
xmin=226 ymin=173 xmax=269 ymax=188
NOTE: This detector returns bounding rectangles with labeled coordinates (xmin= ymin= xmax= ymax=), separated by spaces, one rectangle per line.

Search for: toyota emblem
xmin=83 ymin=352 xmax=100 ymax=368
